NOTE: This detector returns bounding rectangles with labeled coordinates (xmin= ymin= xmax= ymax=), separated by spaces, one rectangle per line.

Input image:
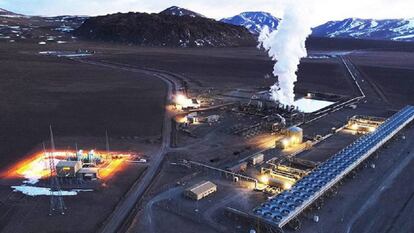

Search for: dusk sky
xmin=0 ymin=0 xmax=412 ymax=25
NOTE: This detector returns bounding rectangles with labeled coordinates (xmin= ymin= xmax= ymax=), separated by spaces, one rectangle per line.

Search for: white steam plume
xmin=258 ymin=1 xmax=314 ymax=105
xmin=259 ymin=0 xmax=411 ymax=106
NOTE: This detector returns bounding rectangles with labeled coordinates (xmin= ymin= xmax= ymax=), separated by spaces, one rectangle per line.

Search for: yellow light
xmin=175 ymin=115 xmax=187 ymax=123
xmin=1 ymin=149 xmax=132 ymax=181
xmin=175 ymin=94 xmax=187 ymax=105
xmin=349 ymin=124 xmax=358 ymax=131
xmin=283 ymin=182 xmax=293 ymax=190
xmin=259 ymin=175 xmax=269 ymax=184
xmin=291 ymin=136 xmax=299 ymax=144
xmin=281 ymin=138 xmax=291 ymax=148
xmin=368 ymin=126 xmax=376 ymax=132
xmin=99 ymin=158 xmax=126 ymax=179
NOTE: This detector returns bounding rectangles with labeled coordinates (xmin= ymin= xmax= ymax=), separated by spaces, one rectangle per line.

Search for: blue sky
xmin=0 ymin=0 xmax=412 ymax=24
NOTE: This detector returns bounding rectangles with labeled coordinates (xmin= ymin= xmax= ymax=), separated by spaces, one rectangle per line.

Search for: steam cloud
xmin=258 ymin=2 xmax=314 ymax=105
xmin=258 ymin=0 xmax=410 ymax=106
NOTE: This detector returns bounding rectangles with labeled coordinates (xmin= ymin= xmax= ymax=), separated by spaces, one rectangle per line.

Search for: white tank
xmin=287 ymin=126 xmax=303 ymax=144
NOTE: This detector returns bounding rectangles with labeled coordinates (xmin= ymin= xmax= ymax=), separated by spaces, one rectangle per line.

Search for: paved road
xmin=302 ymin=54 xmax=391 ymax=128
xmin=341 ymin=55 xmax=391 ymax=106
xmin=71 ymin=58 xmax=180 ymax=233
xmin=142 ymin=187 xmax=182 ymax=233
xmin=340 ymin=56 xmax=366 ymax=98
xmin=298 ymin=55 xmax=367 ymax=127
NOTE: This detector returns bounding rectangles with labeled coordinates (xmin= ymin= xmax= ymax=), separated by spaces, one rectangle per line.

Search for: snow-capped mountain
xmin=312 ymin=18 xmax=414 ymax=42
xmin=220 ymin=12 xmax=280 ymax=34
xmin=0 ymin=8 xmax=24 ymax=17
xmin=221 ymin=12 xmax=414 ymax=42
xmin=159 ymin=6 xmax=205 ymax=18
xmin=0 ymin=8 xmax=10 ymax=13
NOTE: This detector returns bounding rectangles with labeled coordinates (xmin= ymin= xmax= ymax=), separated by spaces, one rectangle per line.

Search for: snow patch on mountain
xmin=312 ymin=18 xmax=414 ymax=42
xmin=220 ymin=12 xmax=280 ymax=34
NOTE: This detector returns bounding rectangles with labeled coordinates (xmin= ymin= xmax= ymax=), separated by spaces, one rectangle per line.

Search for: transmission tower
xmin=48 ymin=125 xmax=66 ymax=215
xmin=105 ymin=130 xmax=110 ymax=153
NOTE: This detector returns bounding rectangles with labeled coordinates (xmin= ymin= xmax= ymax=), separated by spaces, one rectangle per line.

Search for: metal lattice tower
xmin=105 ymin=130 xmax=110 ymax=153
xmin=48 ymin=125 xmax=66 ymax=215
xmin=105 ymin=130 xmax=110 ymax=160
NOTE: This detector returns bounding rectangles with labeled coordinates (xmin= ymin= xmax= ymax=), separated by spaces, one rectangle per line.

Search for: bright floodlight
xmin=259 ymin=175 xmax=269 ymax=184
xmin=175 ymin=94 xmax=187 ymax=105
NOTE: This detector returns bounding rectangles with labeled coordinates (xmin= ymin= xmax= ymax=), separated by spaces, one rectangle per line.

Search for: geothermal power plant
xmin=0 ymin=3 xmax=413 ymax=233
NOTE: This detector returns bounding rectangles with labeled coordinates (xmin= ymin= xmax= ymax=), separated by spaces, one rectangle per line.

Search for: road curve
xmin=71 ymin=58 xmax=180 ymax=233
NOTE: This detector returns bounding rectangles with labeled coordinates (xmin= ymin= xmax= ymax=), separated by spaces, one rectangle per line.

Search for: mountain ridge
xmin=312 ymin=17 xmax=414 ymax=42
xmin=73 ymin=12 xmax=256 ymax=47
xmin=159 ymin=6 xmax=205 ymax=18
xmin=1 ymin=6 xmax=413 ymax=44
xmin=220 ymin=11 xmax=280 ymax=34
xmin=221 ymin=12 xmax=414 ymax=42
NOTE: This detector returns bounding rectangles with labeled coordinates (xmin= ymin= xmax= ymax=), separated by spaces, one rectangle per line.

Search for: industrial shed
xmin=56 ymin=161 xmax=82 ymax=178
xmin=226 ymin=162 xmax=248 ymax=173
xmin=77 ymin=167 xmax=99 ymax=180
xmin=249 ymin=153 xmax=264 ymax=166
xmin=184 ymin=181 xmax=217 ymax=200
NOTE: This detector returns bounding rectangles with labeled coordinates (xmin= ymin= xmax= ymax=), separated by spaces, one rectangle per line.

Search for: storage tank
xmin=276 ymin=138 xmax=291 ymax=149
xmin=287 ymin=126 xmax=303 ymax=144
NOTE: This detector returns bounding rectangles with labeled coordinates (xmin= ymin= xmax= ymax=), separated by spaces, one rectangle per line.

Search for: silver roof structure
xmin=253 ymin=105 xmax=414 ymax=228
xmin=56 ymin=160 xmax=81 ymax=167
xmin=186 ymin=181 xmax=217 ymax=195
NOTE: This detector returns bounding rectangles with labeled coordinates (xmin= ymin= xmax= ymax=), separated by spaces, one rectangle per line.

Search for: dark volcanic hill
xmin=74 ymin=12 xmax=256 ymax=47
xmin=159 ymin=6 xmax=204 ymax=18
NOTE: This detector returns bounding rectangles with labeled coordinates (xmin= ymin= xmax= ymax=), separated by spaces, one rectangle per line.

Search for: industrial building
xmin=174 ymin=94 xmax=201 ymax=110
xmin=77 ymin=167 xmax=99 ymax=180
xmin=184 ymin=181 xmax=217 ymax=200
xmin=226 ymin=162 xmax=248 ymax=173
xmin=253 ymin=106 xmax=414 ymax=228
xmin=249 ymin=153 xmax=264 ymax=166
xmin=276 ymin=126 xmax=304 ymax=149
xmin=260 ymin=165 xmax=301 ymax=190
xmin=347 ymin=115 xmax=385 ymax=133
xmin=56 ymin=161 xmax=82 ymax=178
xmin=186 ymin=112 xmax=199 ymax=124
xmin=206 ymin=115 xmax=220 ymax=123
